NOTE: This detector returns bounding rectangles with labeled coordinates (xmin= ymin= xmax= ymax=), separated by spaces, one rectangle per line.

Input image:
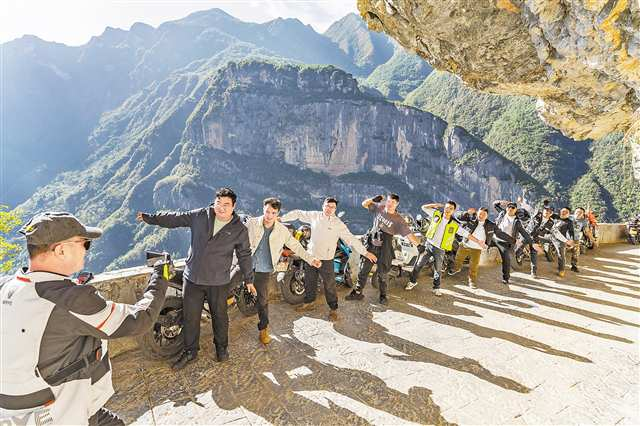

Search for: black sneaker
xmin=570 ymin=266 xmax=579 ymax=272
xmin=216 ymin=347 xmax=229 ymax=363
xmin=379 ymin=295 xmax=388 ymax=305
xmin=502 ymin=278 xmax=510 ymax=285
xmin=345 ymin=289 xmax=364 ymax=301
xmin=171 ymin=350 xmax=197 ymax=370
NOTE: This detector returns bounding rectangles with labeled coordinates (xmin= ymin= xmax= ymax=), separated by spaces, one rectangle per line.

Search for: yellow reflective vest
xmin=425 ymin=210 xmax=459 ymax=251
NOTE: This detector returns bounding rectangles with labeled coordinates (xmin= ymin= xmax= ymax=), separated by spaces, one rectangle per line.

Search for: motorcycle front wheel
xmin=137 ymin=296 xmax=185 ymax=360
xmin=279 ymin=269 xmax=306 ymax=304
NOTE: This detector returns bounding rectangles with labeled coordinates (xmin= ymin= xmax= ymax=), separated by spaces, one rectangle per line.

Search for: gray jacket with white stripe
xmin=0 ymin=266 xmax=168 ymax=424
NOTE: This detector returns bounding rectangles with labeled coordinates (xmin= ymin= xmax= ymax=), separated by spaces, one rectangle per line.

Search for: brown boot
xmin=328 ymin=309 xmax=338 ymax=322
xmin=295 ymin=301 xmax=315 ymax=312
xmin=259 ymin=328 xmax=271 ymax=345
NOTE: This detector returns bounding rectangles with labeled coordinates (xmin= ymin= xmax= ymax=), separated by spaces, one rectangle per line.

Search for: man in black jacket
xmin=137 ymin=187 xmax=254 ymax=369
xmin=493 ymin=200 xmax=534 ymax=284
xmin=555 ymin=207 xmax=577 ymax=277
xmin=524 ymin=205 xmax=556 ymax=278
xmin=452 ymin=207 xmax=513 ymax=288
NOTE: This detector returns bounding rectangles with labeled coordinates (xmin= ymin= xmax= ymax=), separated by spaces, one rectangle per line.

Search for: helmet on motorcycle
xmin=299 ymin=224 xmax=311 ymax=240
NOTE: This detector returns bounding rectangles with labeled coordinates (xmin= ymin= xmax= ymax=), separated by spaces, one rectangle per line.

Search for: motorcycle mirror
xmin=337 ymin=211 xmax=345 ymax=218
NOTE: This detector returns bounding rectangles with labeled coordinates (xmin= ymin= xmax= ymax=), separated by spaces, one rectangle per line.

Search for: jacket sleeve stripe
xmin=96 ymin=303 xmax=116 ymax=330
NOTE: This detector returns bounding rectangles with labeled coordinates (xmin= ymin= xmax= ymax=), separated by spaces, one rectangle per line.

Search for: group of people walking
xmin=0 ymin=186 xmax=597 ymax=425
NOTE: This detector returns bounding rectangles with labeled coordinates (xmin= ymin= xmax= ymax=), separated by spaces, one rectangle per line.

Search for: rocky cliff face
xmin=356 ymin=0 xmax=640 ymax=176
xmin=17 ymin=61 xmax=539 ymax=271
xmin=186 ymin=61 xmax=538 ymax=205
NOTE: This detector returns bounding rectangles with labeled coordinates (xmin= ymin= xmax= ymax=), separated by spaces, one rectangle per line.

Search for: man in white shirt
xmin=451 ymin=207 xmax=515 ymax=288
xmin=280 ymin=197 xmax=377 ymax=321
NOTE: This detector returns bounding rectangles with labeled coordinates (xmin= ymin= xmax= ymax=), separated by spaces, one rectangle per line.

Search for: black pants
xmin=356 ymin=232 xmax=394 ymax=296
xmin=410 ymin=243 xmax=445 ymax=289
xmin=304 ymin=260 xmax=338 ymax=309
xmin=530 ymin=245 xmax=538 ymax=274
xmin=182 ymin=279 xmax=231 ymax=354
xmin=254 ymin=271 xmax=270 ymax=331
xmin=495 ymin=241 xmax=512 ymax=281
xmin=554 ymin=240 xmax=567 ymax=271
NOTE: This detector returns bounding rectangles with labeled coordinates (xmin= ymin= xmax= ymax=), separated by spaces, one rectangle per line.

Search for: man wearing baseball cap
xmin=0 ymin=212 xmax=170 ymax=425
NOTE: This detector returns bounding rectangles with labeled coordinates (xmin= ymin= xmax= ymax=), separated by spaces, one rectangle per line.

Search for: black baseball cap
xmin=507 ymin=202 xmax=518 ymax=209
xmin=19 ymin=212 xmax=103 ymax=245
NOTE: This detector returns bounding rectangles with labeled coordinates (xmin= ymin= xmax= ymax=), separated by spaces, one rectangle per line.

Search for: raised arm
xmin=362 ymin=194 xmax=384 ymax=209
xmin=280 ymin=210 xmax=314 ymax=224
xmin=138 ymin=209 xmax=197 ymax=229
xmin=421 ymin=203 xmax=441 ymax=216
xmin=284 ymin=230 xmax=317 ymax=266
xmin=64 ymin=264 xmax=169 ymax=339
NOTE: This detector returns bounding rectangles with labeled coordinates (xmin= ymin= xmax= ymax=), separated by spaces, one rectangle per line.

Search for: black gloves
xmin=372 ymin=195 xmax=384 ymax=203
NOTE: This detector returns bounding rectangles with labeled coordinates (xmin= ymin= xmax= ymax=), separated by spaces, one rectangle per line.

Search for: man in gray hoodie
xmin=137 ymin=187 xmax=253 ymax=369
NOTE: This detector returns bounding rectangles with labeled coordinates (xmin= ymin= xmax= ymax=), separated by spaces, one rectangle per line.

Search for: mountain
xmin=402 ymin=70 xmax=639 ymax=221
xmin=324 ymin=13 xmax=395 ymax=74
xmin=361 ymin=47 xmax=433 ymax=101
xmin=17 ymin=61 xmax=540 ymax=271
xmin=1 ymin=9 xmax=365 ymax=206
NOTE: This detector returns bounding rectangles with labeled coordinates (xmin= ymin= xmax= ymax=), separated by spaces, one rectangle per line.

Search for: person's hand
xmin=479 ymin=241 xmax=488 ymax=250
xmin=372 ymin=195 xmax=384 ymax=203
xmin=136 ymin=211 xmax=145 ymax=222
xmin=532 ymin=243 xmax=544 ymax=254
xmin=246 ymin=283 xmax=257 ymax=296
xmin=566 ymin=240 xmax=575 ymax=248
xmin=365 ymin=252 xmax=377 ymax=263
xmin=311 ymin=258 xmax=322 ymax=268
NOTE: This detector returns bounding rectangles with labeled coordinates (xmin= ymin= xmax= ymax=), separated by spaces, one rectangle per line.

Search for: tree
xmin=0 ymin=206 xmax=22 ymax=273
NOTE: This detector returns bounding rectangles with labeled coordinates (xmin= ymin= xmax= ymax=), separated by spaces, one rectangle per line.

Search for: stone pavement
xmin=107 ymin=244 xmax=640 ymax=425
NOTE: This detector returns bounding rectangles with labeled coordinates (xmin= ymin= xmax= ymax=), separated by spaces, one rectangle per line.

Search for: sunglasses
xmin=53 ymin=239 xmax=91 ymax=251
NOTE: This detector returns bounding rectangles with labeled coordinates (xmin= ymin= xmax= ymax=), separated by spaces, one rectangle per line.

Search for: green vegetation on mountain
xmin=403 ymin=70 xmax=636 ymax=221
xmin=362 ymin=48 xmax=432 ymax=100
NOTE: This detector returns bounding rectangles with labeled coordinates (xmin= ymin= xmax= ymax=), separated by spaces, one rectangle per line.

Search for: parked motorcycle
xmin=137 ymin=259 xmax=257 ymax=360
xmin=626 ymin=215 xmax=640 ymax=245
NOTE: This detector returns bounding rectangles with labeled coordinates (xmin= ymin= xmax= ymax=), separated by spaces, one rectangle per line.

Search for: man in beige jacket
xmin=280 ymin=197 xmax=377 ymax=321
xmin=245 ymin=198 xmax=321 ymax=344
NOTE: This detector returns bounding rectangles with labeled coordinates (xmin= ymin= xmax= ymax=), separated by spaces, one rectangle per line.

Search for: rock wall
xmin=356 ymin=0 xmax=640 ymax=176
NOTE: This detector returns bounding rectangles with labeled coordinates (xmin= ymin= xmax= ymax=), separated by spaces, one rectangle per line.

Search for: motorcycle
xmin=626 ymin=215 xmax=640 ymax=245
xmin=137 ymin=260 xmax=258 ymax=361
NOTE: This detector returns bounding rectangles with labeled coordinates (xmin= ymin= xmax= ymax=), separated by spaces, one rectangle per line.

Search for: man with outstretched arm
xmin=413 ymin=201 xmax=487 ymax=296
xmin=1 ymin=212 xmax=170 ymax=426
xmin=137 ymin=187 xmax=253 ymax=369
xmin=280 ymin=197 xmax=377 ymax=321
xmin=346 ymin=193 xmax=419 ymax=305
xmin=245 ymin=198 xmax=321 ymax=344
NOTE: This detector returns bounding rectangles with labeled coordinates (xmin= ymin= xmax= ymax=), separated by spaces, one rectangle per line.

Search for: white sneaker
xmin=468 ymin=281 xmax=477 ymax=289
xmin=432 ymin=288 xmax=442 ymax=297
xmin=405 ymin=281 xmax=419 ymax=291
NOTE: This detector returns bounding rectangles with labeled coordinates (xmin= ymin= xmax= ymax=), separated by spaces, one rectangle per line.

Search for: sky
xmin=0 ymin=0 xmax=359 ymax=46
